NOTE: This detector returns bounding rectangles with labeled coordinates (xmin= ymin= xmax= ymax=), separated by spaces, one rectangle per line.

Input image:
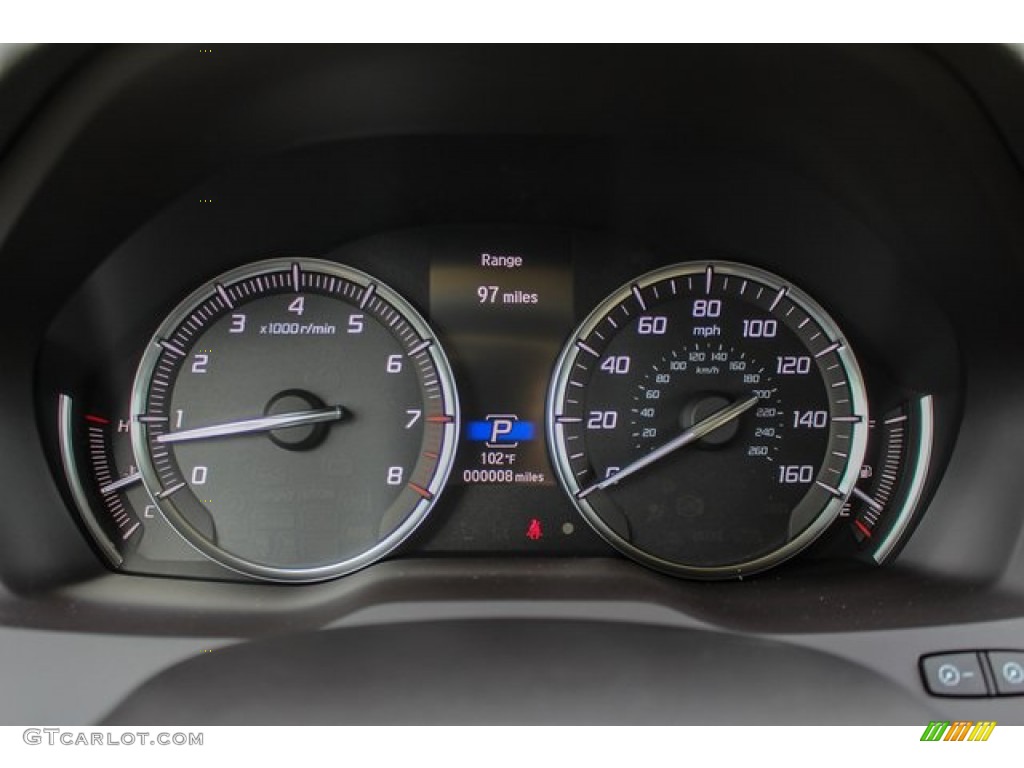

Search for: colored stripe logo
xmin=920 ymin=721 xmax=996 ymax=741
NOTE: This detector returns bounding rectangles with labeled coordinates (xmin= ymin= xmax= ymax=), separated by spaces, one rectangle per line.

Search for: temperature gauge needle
xmin=577 ymin=395 xmax=759 ymax=499
xmin=99 ymin=471 xmax=142 ymax=495
xmin=154 ymin=406 xmax=347 ymax=444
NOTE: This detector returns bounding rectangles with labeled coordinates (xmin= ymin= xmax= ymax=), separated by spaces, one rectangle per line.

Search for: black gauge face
xmin=548 ymin=262 xmax=869 ymax=578
xmin=131 ymin=259 xmax=459 ymax=582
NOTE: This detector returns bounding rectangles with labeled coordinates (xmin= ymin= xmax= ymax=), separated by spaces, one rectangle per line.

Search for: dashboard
xmin=2 ymin=44 xmax=1024 ymax=724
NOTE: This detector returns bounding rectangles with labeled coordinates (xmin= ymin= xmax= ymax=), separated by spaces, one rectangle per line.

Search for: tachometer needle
xmin=155 ymin=406 xmax=347 ymax=444
xmin=577 ymin=395 xmax=760 ymax=499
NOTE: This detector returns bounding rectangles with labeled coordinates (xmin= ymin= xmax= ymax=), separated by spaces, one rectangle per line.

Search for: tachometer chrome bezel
xmin=130 ymin=258 xmax=460 ymax=583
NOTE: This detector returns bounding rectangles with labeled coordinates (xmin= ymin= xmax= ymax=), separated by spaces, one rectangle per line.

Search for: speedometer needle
xmin=155 ymin=406 xmax=347 ymax=444
xmin=576 ymin=395 xmax=760 ymax=499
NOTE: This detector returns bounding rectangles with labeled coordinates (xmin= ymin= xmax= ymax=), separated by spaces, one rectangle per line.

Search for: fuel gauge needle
xmin=577 ymin=395 xmax=759 ymax=499
xmin=154 ymin=406 xmax=347 ymax=444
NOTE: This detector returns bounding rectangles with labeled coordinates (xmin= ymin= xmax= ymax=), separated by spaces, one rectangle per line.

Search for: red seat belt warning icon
xmin=526 ymin=518 xmax=543 ymax=541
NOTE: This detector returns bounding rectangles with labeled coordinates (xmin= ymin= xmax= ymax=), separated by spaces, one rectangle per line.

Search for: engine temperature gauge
xmin=58 ymin=391 xmax=235 ymax=577
xmin=60 ymin=391 xmax=236 ymax=577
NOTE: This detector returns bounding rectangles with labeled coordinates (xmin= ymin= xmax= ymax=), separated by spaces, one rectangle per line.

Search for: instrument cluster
xmin=42 ymin=222 xmax=955 ymax=583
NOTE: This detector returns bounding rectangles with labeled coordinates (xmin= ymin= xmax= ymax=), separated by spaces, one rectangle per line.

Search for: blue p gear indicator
xmin=467 ymin=414 xmax=535 ymax=448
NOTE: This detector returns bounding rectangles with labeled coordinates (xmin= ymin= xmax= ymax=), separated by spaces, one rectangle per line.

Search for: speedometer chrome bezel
xmin=130 ymin=258 xmax=460 ymax=583
xmin=546 ymin=260 xmax=869 ymax=579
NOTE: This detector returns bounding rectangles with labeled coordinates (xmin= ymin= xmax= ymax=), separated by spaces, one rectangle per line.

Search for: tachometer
xmin=130 ymin=258 xmax=459 ymax=582
xmin=547 ymin=261 xmax=868 ymax=578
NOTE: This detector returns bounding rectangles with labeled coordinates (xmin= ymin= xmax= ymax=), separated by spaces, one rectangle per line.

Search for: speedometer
xmin=547 ymin=261 xmax=869 ymax=578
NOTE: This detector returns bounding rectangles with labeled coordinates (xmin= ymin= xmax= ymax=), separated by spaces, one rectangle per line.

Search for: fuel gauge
xmin=842 ymin=395 xmax=934 ymax=563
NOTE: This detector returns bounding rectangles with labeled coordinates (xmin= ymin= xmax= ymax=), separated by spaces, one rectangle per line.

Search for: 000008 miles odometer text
xmin=548 ymin=262 xmax=868 ymax=578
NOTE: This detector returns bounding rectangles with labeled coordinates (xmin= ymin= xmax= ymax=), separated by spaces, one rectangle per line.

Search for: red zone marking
xmin=407 ymin=482 xmax=434 ymax=500
xmin=853 ymin=519 xmax=873 ymax=539
xmin=85 ymin=415 xmax=110 ymax=425
xmin=426 ymin=415 xmax=454 ymax=423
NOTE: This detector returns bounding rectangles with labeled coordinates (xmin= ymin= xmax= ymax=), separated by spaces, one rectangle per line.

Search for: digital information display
xmin=430 ymin=229 xmax=574 ymax=488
